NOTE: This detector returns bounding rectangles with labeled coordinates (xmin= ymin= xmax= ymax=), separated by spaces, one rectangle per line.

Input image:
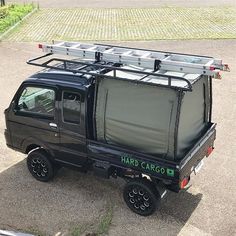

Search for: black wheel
xmin=27 ymin=150 xmax=55 ymax=182
xmin=123 ymin=179 xmax=160 ymax=216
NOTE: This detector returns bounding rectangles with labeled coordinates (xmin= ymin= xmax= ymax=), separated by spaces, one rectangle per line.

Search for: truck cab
xmin=5 ymin=69 xmax=94 ymax=168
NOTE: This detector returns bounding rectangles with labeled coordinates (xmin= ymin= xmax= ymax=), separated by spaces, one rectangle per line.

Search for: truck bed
xmin=87 ymin=123 xmax=216 ymax=190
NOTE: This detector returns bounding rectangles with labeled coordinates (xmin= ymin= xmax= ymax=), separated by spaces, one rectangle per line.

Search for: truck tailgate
xmin=178 ymin=123 xmax=216 ymax=181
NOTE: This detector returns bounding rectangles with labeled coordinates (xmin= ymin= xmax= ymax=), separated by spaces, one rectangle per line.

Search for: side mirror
xmin=12 ymin=101 xmax=18 ymax=113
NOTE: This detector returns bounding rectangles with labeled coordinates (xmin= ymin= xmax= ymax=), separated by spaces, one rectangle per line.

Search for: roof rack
xmin=38 ymin=41 xmax=230 ymax=78
xmin=27 ymin=53 xmax=194 ymax=91
xmin=27 ymin=41 xmax=229 ymax=91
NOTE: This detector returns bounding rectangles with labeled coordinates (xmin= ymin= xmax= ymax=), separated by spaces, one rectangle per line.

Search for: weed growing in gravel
xmin=71 ymin=226 xmax=83 ymax=236
xmin=24 ymin=227 xmax=46 ymax=236
xmin=96 ymin=205 xmax=113 ymax=235
xmin=71 ymin=204 xmax=114 ymax=236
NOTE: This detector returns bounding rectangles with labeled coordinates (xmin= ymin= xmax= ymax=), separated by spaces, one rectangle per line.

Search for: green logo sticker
xmin=167 ymin=168 xmax=175 ymax=177
xmin=120 ymin=153 xmax=175 ymax=177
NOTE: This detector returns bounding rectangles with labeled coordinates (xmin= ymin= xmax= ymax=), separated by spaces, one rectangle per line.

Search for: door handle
xmin=49 ymin=123 xmax=58 ymax=129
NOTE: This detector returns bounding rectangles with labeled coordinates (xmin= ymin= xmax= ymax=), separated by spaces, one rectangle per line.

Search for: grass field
xmin=5 ymin=7 xmax=236 ymax=41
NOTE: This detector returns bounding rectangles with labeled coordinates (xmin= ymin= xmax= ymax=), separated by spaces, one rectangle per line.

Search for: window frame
xmin=15 ymin=84 xmax=56 ymax=119
xmin=62 ymin=90 xmax=81 ymax=125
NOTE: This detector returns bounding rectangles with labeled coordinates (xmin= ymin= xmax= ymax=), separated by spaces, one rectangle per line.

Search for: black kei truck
xmin=4 ymin=42 xmax=229 ymax=216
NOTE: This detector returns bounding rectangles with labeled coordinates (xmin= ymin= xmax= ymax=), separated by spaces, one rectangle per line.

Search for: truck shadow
xmin=160 ymin=188 xmax=202 ymax=223
xmin=0 ymin=160 xmax=202 ymax=235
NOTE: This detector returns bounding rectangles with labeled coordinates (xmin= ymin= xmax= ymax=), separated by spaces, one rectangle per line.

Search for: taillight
xmin=180 ymin=177 xmax=189 ymax=189
xmin=206 ymin=146 xmax=214 ymax=157
xmin=38 ymin=44 xmax=43 ymax=49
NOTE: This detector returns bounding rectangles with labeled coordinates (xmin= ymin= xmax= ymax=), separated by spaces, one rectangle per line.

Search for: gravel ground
xmin=9 ymin=0 xmax=236 ymax=8
xmin=0 ymin=40 xmax=236 ymax=235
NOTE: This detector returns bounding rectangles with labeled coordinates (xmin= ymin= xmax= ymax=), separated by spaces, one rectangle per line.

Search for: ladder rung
xmin=141 ymin=52 xmax=152 ymax=58
xmin=71 ymin=43 xmax=82 ymax=48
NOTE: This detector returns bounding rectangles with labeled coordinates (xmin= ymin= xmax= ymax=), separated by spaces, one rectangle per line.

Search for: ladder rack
xmin=27 ymin=53 xmax=193 ymax=91
xmin=38 ymin=41 xmax=230 ymax=78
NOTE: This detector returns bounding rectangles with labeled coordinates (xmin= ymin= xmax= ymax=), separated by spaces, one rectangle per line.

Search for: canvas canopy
xmin=177 ymin=75 xmax=209 ymax=158
xmin=95 ymin=70 xmax=209 ymax=160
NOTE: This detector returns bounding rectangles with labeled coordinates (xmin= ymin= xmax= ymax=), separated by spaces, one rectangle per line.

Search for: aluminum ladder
xmin=38 ymin=41 xmax=230 ymax=78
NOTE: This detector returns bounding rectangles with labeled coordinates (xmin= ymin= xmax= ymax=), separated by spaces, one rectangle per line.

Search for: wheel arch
xmin=22 ymin=137 xmax=55 ymax=159
xmin=26 ymin=144 xmax=41 ymax=154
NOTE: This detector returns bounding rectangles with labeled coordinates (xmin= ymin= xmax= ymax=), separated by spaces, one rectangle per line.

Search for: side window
xmin=63 ymin=91 xmax=81 ymax=124
xmin=17 ymin=86 xmax=55 ymax=116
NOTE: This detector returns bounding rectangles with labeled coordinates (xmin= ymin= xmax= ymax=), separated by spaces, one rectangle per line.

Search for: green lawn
xmin=0 ymin=4 xmax=34 ymax=34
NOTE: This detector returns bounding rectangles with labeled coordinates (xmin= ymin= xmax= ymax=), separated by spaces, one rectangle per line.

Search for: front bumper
xmin=4 ymin=129 xmax=12 ymax=147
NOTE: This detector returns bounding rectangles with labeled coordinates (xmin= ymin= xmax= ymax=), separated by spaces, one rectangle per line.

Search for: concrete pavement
xmin=0 ymin=40 xmax=235 ymax=235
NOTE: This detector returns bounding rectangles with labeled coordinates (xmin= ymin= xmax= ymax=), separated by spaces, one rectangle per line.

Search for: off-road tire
xmin=27 ymin=150 xmax=55 ymax=182
xmin=123 ymin=178 xmax=160 ymax=216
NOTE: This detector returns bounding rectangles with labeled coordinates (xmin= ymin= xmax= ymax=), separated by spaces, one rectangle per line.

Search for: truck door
xmin=7 ymin=84 xmax=60 ymax=156
xmin=56 ymin=88 xmax=87 ymax=166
